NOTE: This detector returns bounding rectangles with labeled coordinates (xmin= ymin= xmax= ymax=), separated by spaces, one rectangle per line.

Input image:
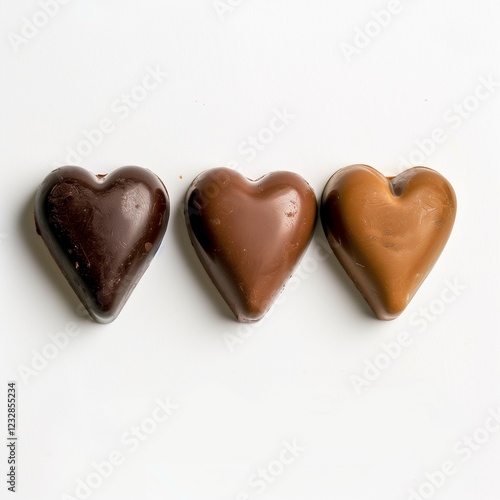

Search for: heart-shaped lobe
xmin=35 ymin=166 xmax=169 ymax=323
xmin=185 ymin=168 xmax=317 ymax=322
xmin=321 ymin=165 xmax=456 ymax=320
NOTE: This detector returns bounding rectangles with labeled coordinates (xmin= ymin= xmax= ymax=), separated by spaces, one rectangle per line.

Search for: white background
xmin=1 ymin=1 xmax=500 ymax=499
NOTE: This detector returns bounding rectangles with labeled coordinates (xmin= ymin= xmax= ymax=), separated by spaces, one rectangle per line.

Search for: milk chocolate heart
xmin=34 ymin=166 xmax=169 ymax=323
xmin=321 ymin=165 xmax=456 ymax=320
xmin=185 ymin=168 xmax=317 ymax=322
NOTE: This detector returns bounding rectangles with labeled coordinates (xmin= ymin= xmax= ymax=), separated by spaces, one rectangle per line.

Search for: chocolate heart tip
xmin=321 ymin=164 xmax=456 ymax=321
xmin=185 ymin=167 xmax=317 ymax=323
xmin=34 ymin=166 xmax=170 ymax=323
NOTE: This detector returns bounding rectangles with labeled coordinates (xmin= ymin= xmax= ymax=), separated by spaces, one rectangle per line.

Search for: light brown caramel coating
xmin=321 ymin=165 xmax=456 ymax=320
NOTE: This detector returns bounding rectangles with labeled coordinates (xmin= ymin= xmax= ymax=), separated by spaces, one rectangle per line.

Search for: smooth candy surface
xmin=185 ymin=168 xmax=317 ymax=322
xmin=321 ymin=165 xmax=457 ymax=320
xmin=34 ymin=166 xmax=169 ymax=323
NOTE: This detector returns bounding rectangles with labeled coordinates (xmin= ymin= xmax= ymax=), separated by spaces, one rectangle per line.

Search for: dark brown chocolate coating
xmin=321 ymin=165 xmax=457 ymax=320
xmin=34 ymin=166 xmax=169 ymax=323
xmin=185 ymin=168 xmax=317 ymax=322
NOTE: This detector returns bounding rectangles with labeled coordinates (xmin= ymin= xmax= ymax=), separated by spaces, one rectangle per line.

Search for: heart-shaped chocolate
xmin=34 ymin=166 xmax=169 ymax=323
xmin=185 ymin=168 xmax=317 ymax=322
xmin=321 ymin=165 xmax=456 ymax=320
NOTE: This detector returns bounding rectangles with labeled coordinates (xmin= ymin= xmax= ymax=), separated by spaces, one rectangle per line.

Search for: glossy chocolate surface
xmin=34 ymin=166 xmax=169 ymax=323
xmin=321 ymin=165 xmax=456 ymax=320
xmin=185 ymin=168 xmax=317 ymax=322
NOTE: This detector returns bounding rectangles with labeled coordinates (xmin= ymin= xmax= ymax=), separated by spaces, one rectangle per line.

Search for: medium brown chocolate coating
xmin=185 ymin=168 xmax=317 ymax=322
xmin=321 ymin=165 xmax=456 ymax=320
xmin=34 ymin=166 xmax=169 ymax=323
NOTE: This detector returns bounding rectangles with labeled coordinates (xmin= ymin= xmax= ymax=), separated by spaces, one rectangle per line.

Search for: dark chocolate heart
xmin=34 ymin=166 xmax=169 ymax=323
xmin=185 ymin=168 xmax=317 ymax=322
xmin=321 ymin=165 xmax=457 ymax=320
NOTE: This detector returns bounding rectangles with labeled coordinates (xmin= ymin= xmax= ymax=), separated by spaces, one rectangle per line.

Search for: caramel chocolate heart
xmin=185 ymin=168 xmax=317 ymax=322
xmin=321 ymin=165 xmax=456 ymax=320
xmin=34 ymin=166 xmax=169 ymax=323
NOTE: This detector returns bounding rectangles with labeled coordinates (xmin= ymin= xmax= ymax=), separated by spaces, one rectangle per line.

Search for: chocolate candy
xmin=185 ymin=168 xmax=317 ymax=322
xmin=321 ymin=165 xmax=456 ymax=320
xmin=34 ymin=166 xmax=169 ymax=323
